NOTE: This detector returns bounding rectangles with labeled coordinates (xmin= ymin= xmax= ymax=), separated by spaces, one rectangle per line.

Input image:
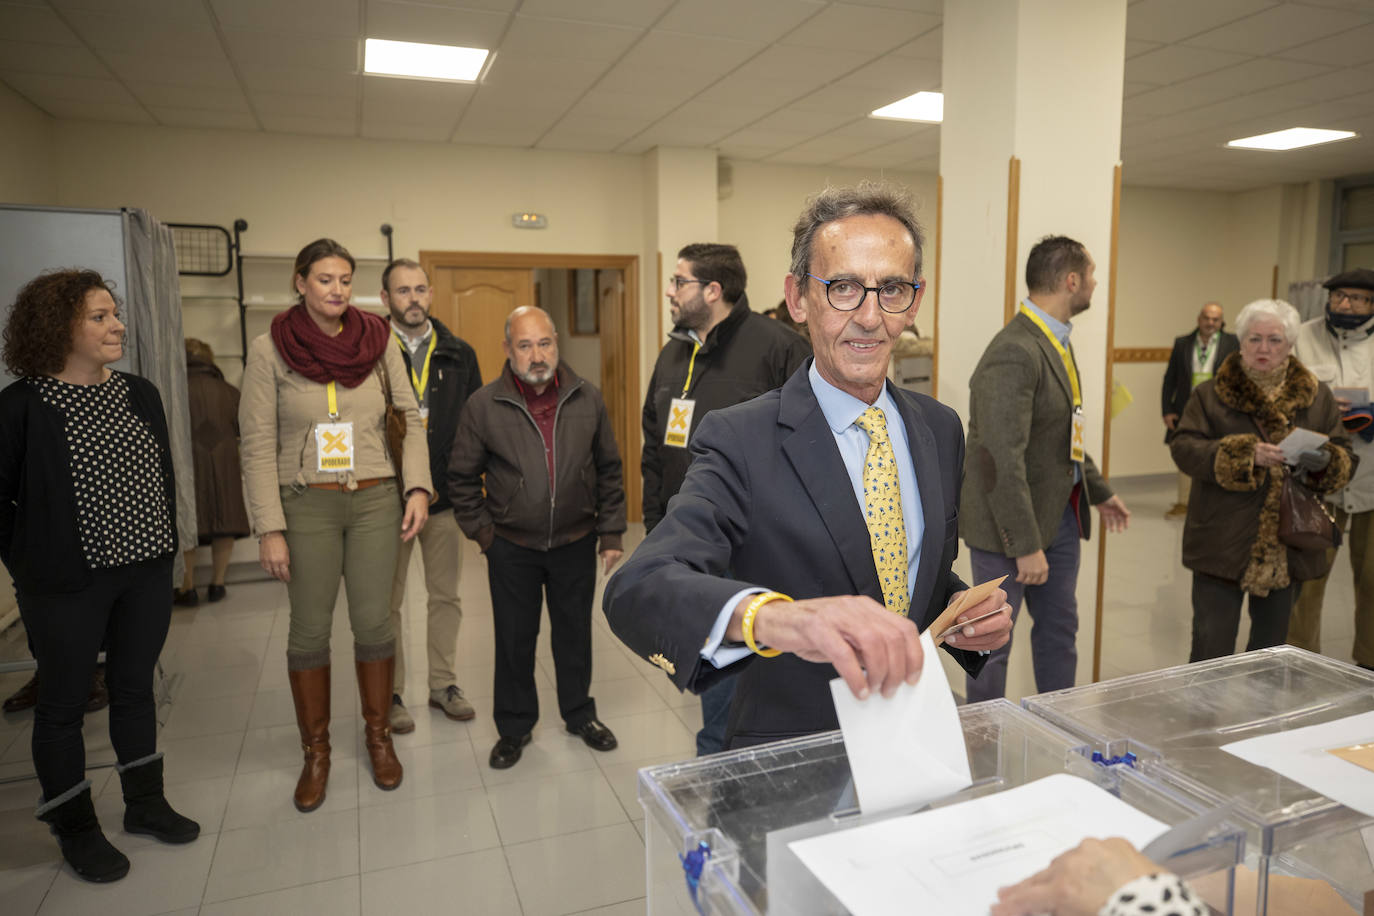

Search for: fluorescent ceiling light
xmin=870 ymin=91 xmax=943 ymax=123
xmin=364 ymin=38 xmax=489 ymax=83
xmin=1226 ymin=127 xmax=1355 ymax=151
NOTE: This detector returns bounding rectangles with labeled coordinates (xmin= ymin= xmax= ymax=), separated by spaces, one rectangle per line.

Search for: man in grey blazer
xmin=961 ymin=236 xmax=1130 ymax=702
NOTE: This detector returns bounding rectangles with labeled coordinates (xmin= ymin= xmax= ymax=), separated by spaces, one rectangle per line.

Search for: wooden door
xmin=429 ymin=267 xmax=535 ymax=383
xmin=595 ymin=269 xmax=639 ymax=516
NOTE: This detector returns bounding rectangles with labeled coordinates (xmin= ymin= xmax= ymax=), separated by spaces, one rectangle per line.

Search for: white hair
xmin=1235 ymin=299 xmax=1301 ymax=345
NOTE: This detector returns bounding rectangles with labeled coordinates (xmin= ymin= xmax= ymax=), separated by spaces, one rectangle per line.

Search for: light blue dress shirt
xmin=699 ymin=364 xmax=926 ymax=667
xmin=1022 ymin=297 xmax=1082 ymax=484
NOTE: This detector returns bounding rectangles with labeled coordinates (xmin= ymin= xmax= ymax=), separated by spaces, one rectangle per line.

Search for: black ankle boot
xmin=118 ymin=754 xmax=199 ymax=844
xmin=35 ymin=781 xmax=129 ymax=883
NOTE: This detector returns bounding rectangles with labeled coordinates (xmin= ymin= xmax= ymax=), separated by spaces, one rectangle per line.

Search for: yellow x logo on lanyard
xmin=321 ymin=430 xmax=348 ymax=453
xmin=670 ymin=405 xmax=690 ymax=430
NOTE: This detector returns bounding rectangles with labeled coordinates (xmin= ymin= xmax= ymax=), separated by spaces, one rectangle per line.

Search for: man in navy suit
xmin=604 ymin=182 xmax=1012 ymax=748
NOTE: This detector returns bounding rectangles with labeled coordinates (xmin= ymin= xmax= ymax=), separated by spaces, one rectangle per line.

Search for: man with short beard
xmin=643 ymin=243 xmax=810 ymax=756
xmin=961 ymin=235 xmax=1130 ymax=702
xmin=448 ymin=307 xmax=626 ymax=769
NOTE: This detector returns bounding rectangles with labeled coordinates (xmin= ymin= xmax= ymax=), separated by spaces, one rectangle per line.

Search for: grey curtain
xmin=1288 ymin=278 xmax=1330 ymax=323
xmin=122 ymin=209 xmax=197 ymax=574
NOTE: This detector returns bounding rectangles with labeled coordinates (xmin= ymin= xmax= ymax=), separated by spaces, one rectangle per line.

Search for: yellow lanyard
xmin=680 ymin=340 xmax=702 ymax=398
xmin=326 ymin=380 xmax=339 ymax=418
xmin=1019 ymin=304 xmax=1081 ymax=408
xmin=395 ymin=331 xmax=437 ymax=403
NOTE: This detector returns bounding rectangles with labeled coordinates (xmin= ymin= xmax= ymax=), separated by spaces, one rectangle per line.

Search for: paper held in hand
xmin=1278 ymin=427 xmax=1330 ymax=464
xmin=924 ymin=575 xmax=1007 ymax=646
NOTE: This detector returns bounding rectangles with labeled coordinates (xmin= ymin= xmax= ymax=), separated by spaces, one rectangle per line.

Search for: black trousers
xmin=486 ymin=533 xmax=597 ymax=737
xmin=16 ymin=556 xmax=172 ymax=800
xmin=1189 ymin=570 xmax=1294 ymax=663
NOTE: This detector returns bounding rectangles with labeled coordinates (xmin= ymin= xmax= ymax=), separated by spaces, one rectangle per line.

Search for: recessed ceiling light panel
xmin=870 ymin=91 xmax=944 ymax=123
xmin=364 ymin=38 xmax=489 ymax=83
xmin=1226 ymin=127 xmax=1356 ymax=151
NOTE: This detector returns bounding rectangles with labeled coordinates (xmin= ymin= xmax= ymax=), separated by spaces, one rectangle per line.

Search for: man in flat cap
xmin=1291 ymin=267 xmax=1374 ymax=670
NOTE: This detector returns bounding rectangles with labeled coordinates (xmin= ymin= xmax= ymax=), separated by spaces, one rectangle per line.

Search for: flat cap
xmin=1325 ymin=268 xmax=1374 ymax=291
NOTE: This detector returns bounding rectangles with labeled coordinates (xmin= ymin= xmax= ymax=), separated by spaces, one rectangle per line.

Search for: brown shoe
xmin=86 ymin=664 xmax=109 ymax=713
xmin=356 ymin=653 xmax=403 ymax=790
xmin=3 ymin=672 xmax=38 ymax=713
xmin=287 ymin=666 xmax=331 ymax=813
xmin=1164 ymin=503 xmax=1188 ymax=519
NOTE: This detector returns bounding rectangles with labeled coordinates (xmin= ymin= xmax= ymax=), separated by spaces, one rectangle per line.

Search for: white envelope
xmin=829 ymin=629 xmax=972 ymax=815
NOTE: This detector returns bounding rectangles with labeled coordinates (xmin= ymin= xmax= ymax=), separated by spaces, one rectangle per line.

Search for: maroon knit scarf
xmin=270 ymin=304 xmax=390 ymax=388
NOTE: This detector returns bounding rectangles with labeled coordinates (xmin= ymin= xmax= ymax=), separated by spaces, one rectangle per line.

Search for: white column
xmin=938 ymin=0 xmax=1126 ymax=697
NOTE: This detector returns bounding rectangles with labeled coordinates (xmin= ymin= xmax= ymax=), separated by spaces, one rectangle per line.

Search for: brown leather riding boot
xmin=287 ymin=666 xmax=331 ymax=812
xmin=355 ymin=652 xmax=403 ymax=790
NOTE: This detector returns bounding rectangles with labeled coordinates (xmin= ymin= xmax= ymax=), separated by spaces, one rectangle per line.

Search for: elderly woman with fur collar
xmin=1171 ymin=299 xmax=1355 ymax=662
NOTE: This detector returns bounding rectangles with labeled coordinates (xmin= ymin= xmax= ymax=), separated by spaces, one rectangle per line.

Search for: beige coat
xmin=239 ymin=333 xmax=433 ymax=535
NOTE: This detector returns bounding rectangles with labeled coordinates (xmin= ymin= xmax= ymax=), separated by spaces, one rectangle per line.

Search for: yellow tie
xmin=854 ymin=407 xmax=909 ymax=616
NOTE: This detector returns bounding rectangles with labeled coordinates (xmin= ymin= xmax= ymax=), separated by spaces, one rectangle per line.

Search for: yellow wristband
xmin=741 ymin=591 xmax=792 ymax=658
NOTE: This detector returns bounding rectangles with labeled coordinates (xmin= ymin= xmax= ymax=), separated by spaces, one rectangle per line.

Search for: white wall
xmin=719 ymin=160 xmax=939 ymax=335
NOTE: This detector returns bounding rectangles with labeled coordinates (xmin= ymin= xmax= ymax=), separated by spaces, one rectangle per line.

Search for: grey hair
xmin=1235 ymin=298 xmax=1301 ymax=344
xmin=503 ymin=305 xmax=555 ymax=342
xmin=788 ymin=181 xmax=924 ymax=282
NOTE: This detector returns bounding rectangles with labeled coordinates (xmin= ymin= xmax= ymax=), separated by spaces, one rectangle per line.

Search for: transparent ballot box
xmin=1022 ymin=646 xmax=1374 ymax=915
xmin=638 ymin=698 xmax=1243 ymax=915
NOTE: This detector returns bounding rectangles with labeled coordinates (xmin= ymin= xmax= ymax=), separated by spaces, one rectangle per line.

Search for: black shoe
xmin=567 ymin=718 xmax=617 ymax=752
xmin=489 ymin=734 xmax=531 ymax=769
xmin=36 ymin=783 xmax=130 ymax=883
xmin=119 ymin=756 xmax=200 ymax=844
xmin=173 ymin=588 xmax=199 ymax=608
xmin=3 ymin=672 xmax=38 ymax=713
xmin=207 ymin=584 xmax=227 ymax=602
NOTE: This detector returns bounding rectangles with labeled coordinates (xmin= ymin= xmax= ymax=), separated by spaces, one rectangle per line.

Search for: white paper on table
xmin=1221 ymin=710 xmax=1374 ymax=817
xmin=788 ymin=773 xmax=1169 ymax=916
xmin=829 ymin=629 xmax=971 ymax=815
xmin=1278 ymin=427 xmax=1331 ymax=463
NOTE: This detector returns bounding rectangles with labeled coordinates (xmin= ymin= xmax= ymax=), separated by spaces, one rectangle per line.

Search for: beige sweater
xmin=239 ymin=333 xmax=434 ymax=535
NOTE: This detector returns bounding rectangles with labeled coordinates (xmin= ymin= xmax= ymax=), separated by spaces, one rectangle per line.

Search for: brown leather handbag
xmin=376 ymin=365 xmax=406 ymax=500
xmin=1278 ymin=470 xmax=1340 ymax=552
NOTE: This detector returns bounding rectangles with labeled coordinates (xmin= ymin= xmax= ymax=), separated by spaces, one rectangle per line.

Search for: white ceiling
xmin=2 ymin=0 xmax=1373 ymax=190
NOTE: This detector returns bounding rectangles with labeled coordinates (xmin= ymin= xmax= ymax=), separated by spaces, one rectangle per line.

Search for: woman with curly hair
xmin=238 ymin=239 xmax=432 ymax=812
xmin=1172 ymin=299 xmax=1356 ymax=661
xmin=0 ymin=270 xmax=198 ymax=882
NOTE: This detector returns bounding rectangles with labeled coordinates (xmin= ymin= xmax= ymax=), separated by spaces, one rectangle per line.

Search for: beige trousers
xmin=388 ymin=508 xmax=463 ymax=694
xmin=1176 ymin=471 xmax=1191 ymax=507
xmin=1289 ymin=506 xmax=1374 ymax=667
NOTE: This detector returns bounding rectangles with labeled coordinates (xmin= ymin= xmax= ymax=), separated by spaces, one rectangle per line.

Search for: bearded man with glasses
xmin=1291 ymin=267 xmax=1374 ymax=670
xmin=606 ymin=182 xmax=1012 ymax=749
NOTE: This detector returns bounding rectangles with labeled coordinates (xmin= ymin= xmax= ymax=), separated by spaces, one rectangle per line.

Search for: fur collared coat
xmin=1171 ymin=353 xmax=1354 ymax=595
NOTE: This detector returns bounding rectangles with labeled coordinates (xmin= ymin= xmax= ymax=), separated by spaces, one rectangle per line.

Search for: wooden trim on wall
xmin=1113 ymin=347 xmax=1171 ymax=363
xmin=932 ymin=175 xmax=942 ymax=400
xmin=656 ymin=251 xmax=663 ymax=344
xmin=1003 ymin=156 xmax=1021 ymax=325
xmin=1093 ymin=163 xmax=1123 ymax=684
xmin=1271 ymin=264 xmax=1279 ymax=299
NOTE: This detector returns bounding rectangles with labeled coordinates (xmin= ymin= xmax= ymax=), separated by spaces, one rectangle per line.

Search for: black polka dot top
xmin=30 ymin=373 xmax=175 ymax=569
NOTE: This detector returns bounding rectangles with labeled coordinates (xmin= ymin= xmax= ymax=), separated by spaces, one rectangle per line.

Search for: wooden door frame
xmin=419 ymin=250 xmax=642 ymax=522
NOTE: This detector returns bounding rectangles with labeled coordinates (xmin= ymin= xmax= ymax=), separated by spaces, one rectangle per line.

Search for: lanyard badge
xmin=319 ymin=381 xmax=355 ymax=471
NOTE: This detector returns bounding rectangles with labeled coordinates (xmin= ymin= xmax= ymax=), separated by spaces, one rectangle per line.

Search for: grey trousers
xmin=966 ymin=500 xmax=1082 ymax=702
xmin=281 ymin=481 xmax=401 ymax=657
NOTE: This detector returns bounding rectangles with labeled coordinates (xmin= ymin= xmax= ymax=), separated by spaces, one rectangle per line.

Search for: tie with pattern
xmin=854 ymin=407 xmax=909 ymax=616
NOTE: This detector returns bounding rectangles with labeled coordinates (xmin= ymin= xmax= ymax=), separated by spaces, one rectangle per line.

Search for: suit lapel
xmin=891 ymin=386 xmax=943 ymax=623
xmin=778 ymin=370 xmax=880 ymax=599
xmin=1017 ymin=313 xmax=1074 ymax=404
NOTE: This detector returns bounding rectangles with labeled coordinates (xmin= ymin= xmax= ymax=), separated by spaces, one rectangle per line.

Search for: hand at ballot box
xmin=991 ymin=837 xmax=1165 ymax=916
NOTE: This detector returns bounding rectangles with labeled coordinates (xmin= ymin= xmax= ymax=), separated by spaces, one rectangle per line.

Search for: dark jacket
xmin=606 ymin=365 xmax=984 ymax=748
xmin=0 ymin=372 xmax=178 ymax=595
xmin=186 ymin=357 xmax=250 ymax=541
xmin=448 ymin=361 xmax=625 ymax=553
xmin=1162 ymin=329 xmax=1239 ymax=442
xmin=641 ymin=296 xmax=811 ymax=531
xmin=394 ymin=317 xmax=482 ymax=513
xmin=960 ymin=311 xmax=1113 ymax=558
xmin=1171 ymin=353 xmax=1354 ymax=594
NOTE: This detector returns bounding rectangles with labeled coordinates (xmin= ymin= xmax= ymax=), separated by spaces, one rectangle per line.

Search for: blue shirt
xmin=701 ymin=364 xmax=926 ymax=666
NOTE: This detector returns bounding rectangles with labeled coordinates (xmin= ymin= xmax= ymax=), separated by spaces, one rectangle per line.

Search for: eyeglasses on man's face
xmin=668 ymin=276 xmax=708 ymax=292
xmin=1331 ymin=289 xmax=1374 ymax=309
xmin=806 ymin=274 xmax=922 ymax=313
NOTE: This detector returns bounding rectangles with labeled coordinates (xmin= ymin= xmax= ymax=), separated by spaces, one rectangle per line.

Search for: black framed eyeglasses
xmin=1331 ymin=289 xmax=1374 ymax=308
xmin=669 ymin=276 xmax=708 ymax=291
xmin=806 ymin=274 xmax=922 ymax=313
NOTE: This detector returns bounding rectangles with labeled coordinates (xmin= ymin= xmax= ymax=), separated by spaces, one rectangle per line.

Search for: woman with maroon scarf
xmin=239 ymin=239 xmax=433 ymax=811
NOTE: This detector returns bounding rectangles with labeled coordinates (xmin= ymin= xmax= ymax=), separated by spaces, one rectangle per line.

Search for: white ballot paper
xmin=1279 ymin=427 xmax=1330 ymax=464
xmin=830 ymin=629 xmax=971 ymax=814
xmin=1221 ymin=710 xmax=1374 ymax=817
xmin=789 ymin=773 xmax=1169 ymax=916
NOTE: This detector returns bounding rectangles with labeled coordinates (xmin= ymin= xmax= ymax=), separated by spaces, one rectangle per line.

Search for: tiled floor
xmin=0 ymin=475 xmax=1363 ymax=914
